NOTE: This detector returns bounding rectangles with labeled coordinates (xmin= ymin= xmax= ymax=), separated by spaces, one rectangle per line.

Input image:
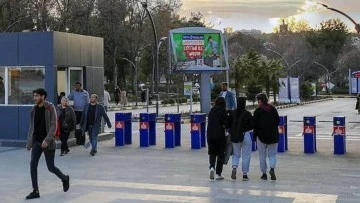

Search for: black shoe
xmin=90 ymin=151 xmax=95 ymax=156
xmin=243 ymin=174 xmax=249 ymax=181
xmin=60 ymin=152 xmax=65 ymax=156
xmin=231 ymin=168 xmax=237 ymax=180
xmin=64 ymin=149 xmax=70 ymax=154
xmin=269 ymin=168 xmax=276 ymax=180
xmin=62 ymin=175 xmax=70 ymax=192
xmin=261 ymin=173 xmax=268 ymax=180
xmin=26 ymin=190 xmax=40 ymax=199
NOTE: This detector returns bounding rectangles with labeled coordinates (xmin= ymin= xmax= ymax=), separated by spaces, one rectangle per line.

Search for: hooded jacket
xmin=253 ymin=103 xmax=280 ymax=144
xmin=229 ymin=97 xmax=253 ymax=143
xmin=206 ymin=105 xmax=229 ymax=155
xmin=27 ymin=101 xmax=57 ymax=150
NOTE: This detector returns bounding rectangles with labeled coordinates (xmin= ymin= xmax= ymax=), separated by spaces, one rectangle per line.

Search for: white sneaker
xmin=216 ymin=175 xmax=224 ymax=180
xmin=209 ymin=168 xmax=215 ymax=180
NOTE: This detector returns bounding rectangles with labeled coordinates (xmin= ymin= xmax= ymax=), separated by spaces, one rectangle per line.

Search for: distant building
xmin=279 ymin=19 xmax=288 ymax=35
xmin=239 ymin=29 xmax=262 ymax=36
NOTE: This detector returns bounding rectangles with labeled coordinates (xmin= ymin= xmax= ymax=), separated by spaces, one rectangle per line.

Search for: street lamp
xmin=267 ymin=48 xmax=301 ymax=103
xmin=154 ymin=36 xmax=168 ymax=116
xmin=314 ymin=62 xmax=339 ymax=94
xmin=141 ymin=1 xmax=159 ymax=116
xmin=318 ymin=3 xmax=360 ymax=33
xmin=121 ymin=58 xmax=138 ymax=105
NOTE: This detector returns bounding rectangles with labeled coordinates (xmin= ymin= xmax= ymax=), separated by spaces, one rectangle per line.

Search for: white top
xmin=221 ymin=91 xmax=227 ymax=98
xmin=104 ymin=90 xmax=111 ymax=106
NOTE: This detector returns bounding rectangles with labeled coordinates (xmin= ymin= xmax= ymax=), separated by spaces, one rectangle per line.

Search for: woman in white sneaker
xmin=229 ymin=97 xmax=253 ymax=181
xmin=207 ymin=97 xmax=229 ymax=180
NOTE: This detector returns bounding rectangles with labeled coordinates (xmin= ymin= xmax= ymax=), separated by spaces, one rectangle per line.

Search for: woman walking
xmin=253 ymin=93 xmax=280 ymax=180
xmin=229 ymin=97 xmax=253 ymax=181
xmin=207 ymin=97 xmax=229 ymax=180
xmin=56 ymin=97 xmax=76 ymax=156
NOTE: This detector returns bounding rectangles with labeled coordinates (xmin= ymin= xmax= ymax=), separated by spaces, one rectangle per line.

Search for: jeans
xmin=257 ymin=140 xmax=278 ymax=173
xmin=60 ymin=132 xmax=70 ymax=153
xmin=209 ymin=153 xmax=225 ymax=176
xmin=87 ymin=125 xmax=99 ymax=152
xmin=30 ymin=142 xmax=66 ymax=190
xmin=231 ymin=131 xmax=252 ymax=174
xmin=74 ymin=111 xmax=83 ymax=139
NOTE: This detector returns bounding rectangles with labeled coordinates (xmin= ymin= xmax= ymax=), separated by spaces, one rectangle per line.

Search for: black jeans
xmin=209 ymin=153 xmax=225 ymax=176
xmin=74 ymin=111 xmax=83 ymax=138
xmin=60 ymin=132 xmax=70 ymax=153
xmin=30 ymin=142 xmax=66 ymax=190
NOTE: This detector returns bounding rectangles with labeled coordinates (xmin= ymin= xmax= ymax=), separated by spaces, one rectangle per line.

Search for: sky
xmin=180 ymin=0 xmax=360 ymax=33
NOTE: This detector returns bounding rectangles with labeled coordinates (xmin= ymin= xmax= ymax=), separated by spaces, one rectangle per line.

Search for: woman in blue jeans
xmin=229 ymin=97 xmax=253 ymax=181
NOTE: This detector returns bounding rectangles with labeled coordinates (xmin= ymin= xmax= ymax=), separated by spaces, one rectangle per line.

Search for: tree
xmin=306 ymin=18 xmax=349 ymax=73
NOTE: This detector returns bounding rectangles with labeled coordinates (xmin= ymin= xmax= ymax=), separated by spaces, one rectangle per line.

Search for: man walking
xmin=103 ymin=89 xmax=111 ymax=112
xmin=68 ymin=82 xmax=89 ymax=145
xmin=80 ymin=94 xmax=112 ymax=156
xmin=253 ymin=93 xmax=280 ymax=181
xmin=26 ymin=88 xmax=69 ymax=199
xmin=219 ymin=82 xmax=236 ymax=112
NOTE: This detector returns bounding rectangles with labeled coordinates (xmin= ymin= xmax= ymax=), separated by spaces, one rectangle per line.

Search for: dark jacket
xmin=80 ymin=103 xmax=112 ymax=135
xmin=27 ymin=101 xmax=57 ymax=150
xmin=229 ymin=109 xmax=253 ymax=143
xmin=207 ymin=106 xmax=229 ymax=155
xmin=253 ymin=104 xmax=280 ymax=144
xmin=56 ymin=105 xmax=76 ymax=133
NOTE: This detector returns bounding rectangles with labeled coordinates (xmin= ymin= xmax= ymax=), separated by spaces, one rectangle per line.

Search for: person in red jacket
xmin=253 ymin=93 xmax=280 ymax=181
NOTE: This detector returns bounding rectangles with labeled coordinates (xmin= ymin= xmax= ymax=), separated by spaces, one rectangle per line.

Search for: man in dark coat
xmin=228 ymin=97 xmax=253 ymax=181
xmin=253 ymin=93 xmax=280 ymax=181
xmin=207 ymin=97 xmax=228 ymax=180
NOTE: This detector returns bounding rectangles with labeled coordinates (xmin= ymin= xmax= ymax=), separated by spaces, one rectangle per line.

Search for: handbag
xmin=55 ymin=119 xmax=61 ymax=137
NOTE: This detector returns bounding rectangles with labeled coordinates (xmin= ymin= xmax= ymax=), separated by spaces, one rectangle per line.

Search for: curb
xmin=0 ymin=132 xmax=114 ymax=148
xmin=275 ymin=98 xmax=332 ymax=110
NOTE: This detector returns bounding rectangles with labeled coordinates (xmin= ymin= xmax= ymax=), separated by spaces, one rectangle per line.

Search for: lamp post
xmin=318 ymin=3 xmax=360 ymax=33
xmin=141 ymin=1 xmax=159 ymax=116
xmin=267 ymin=48 xmax=301 ymax=103
xmin=314 ymin=62 xmax=339 ymax=94
xmin=121 ymin=58 xmax=138 ymax=105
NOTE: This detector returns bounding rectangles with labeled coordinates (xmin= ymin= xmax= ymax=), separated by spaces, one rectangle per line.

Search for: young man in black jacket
xmin=26 ymin=88 xmax=70 ymax=199
xmin=253 ymin=93 xmax=280 ymax=181
xmin=229 ymin=97 xmax=253 ymax=181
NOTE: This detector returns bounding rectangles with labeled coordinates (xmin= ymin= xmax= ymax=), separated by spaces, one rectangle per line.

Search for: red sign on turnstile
xmin=116 ymin=121 xmax=124 ymax=129
xmin=191 ymin=123 xmax=200 ymax=131
xmin=140 ymin=122 xmax=148 ymax=130
xmin=333 ymin=126 xmax=345 ymax=135
xmin=278 ymin=126 xmax=284 ymax=134
xmin=165 ymin=123 xmax=174 ymax=131
xmin=303 ymin=126 xmax=314 ymax=134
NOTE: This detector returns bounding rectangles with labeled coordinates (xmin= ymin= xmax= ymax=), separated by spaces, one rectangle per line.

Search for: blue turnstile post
xmin=284 ymin=116 xmax=288 ymax=150
xmin=333 ymin=116 xmax=346 ymax=155
xmin=139 ymin=113 xmax=156 ymax=147
xmin=115 ymin=113 xmax=132 ymax=146
xmin=164 ymin=114 xmax=181 ymax=148
xmin=278 ymin=116 xmax=286 ymax=152
xmin=190 ymin=113 xmax=206 ymax=149
xmin=303 ymin=116 xmax=316 ymax=153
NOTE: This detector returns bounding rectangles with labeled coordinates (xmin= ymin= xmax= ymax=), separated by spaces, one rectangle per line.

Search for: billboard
xmin=169 ymin=28 xmax=228 ymax=72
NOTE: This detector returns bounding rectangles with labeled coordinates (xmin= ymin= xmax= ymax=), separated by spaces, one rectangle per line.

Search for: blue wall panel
xmin=18 ymin=106 xmax=33 ymax=140
xmin=0 ymin=33 xmax=19 ymax=66
xmin=18 ymin=32 xmax=53 ymax=66
xmin=0 ymin=106 xmax=19 ymax=139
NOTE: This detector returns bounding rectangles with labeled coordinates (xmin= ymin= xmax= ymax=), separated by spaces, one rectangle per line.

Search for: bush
xmin=162 ymin=99 xmax=168 ymax=105
xmin=300 ymin=81 xmax=314 ymax=100
xmin=169 ymin=98 xmax=176 ymax=104
xmin=211 ymin=83 xmax=222 ymax=100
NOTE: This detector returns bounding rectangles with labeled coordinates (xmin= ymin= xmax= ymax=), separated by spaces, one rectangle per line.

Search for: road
xmin=1 ymin=98 xmax=360 ymax=202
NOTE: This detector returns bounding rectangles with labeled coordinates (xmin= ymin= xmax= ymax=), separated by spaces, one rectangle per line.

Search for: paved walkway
xmin=1 ymin=123 xmax=360 ymax=202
